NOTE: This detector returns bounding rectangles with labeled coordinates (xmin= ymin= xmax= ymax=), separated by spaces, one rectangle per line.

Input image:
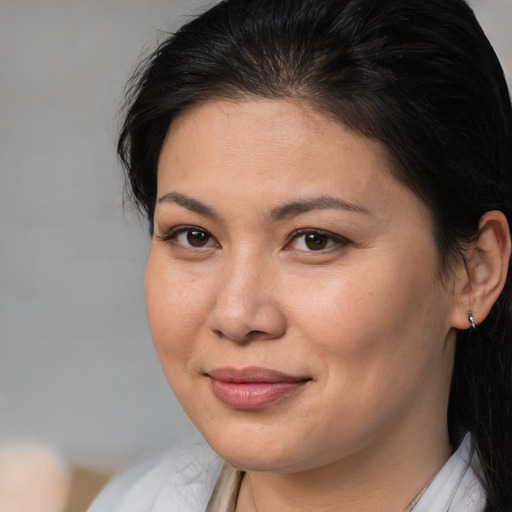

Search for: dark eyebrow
xmin=156 ymin=192 xmax=220 ymax=219
xmin=270 ymin=195 xmax=371 ymax=220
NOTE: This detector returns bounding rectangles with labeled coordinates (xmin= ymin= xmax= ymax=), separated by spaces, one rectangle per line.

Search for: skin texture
xmin=146 ymin=98 xmax=464 ymax=511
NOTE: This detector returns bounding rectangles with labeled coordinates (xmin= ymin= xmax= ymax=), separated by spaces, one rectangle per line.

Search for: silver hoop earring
xmin=468 ymin=312 xmax=476 ymax=332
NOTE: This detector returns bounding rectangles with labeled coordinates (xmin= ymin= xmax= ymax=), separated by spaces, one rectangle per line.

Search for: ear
xmin=451 ymin=210 xmax=511 ymax=330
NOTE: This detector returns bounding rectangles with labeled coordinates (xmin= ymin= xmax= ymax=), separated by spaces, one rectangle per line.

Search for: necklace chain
xmin=247 ymin=473 xmax=259 ymax=512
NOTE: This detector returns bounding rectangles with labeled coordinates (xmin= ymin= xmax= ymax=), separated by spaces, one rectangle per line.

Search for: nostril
xmin=208 ymin=306 xmax=287 ymax=343
xmin=243 ymin=329 xmax=285 ymax=342
xmin=210 ymin=327 xmax=280 ymax=343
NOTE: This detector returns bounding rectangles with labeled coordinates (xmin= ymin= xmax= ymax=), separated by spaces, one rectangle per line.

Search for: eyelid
xmin=155 ymin=225 xmax=349 ymax=252
xmin=285 ymin=228 xmax=351 ymax=251
xmin=155 ymin=225 xmax=218 ymax=248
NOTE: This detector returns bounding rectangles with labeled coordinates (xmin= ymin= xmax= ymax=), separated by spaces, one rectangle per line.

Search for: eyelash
xmin=156 ymin=226 xmax=350 ymax=253
xmin=156 ymin=226 xmax=217 ymax=249
xmin=286 ymin=229 xmax=351 ymax=252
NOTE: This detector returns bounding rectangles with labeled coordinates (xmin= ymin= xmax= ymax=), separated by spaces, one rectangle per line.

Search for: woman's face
xmin=146 ymin=98 xmax=459 ymax=473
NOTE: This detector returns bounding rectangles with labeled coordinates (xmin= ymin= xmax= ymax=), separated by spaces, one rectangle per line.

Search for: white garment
xmin=88 ymin=439 xmax=222 ymax=512
xmin=88 ymin=434 xmax=486 ymax=512
xmin=408 ymin=433 xmax=486 ymax=512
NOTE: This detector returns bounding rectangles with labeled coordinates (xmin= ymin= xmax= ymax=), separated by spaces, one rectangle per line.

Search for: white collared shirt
xmin=406 ymin=433 xmax=486 ymax=512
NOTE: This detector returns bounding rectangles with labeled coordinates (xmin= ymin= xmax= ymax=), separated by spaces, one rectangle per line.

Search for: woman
xmin=90 ymin=0 xmax=512 ymax=510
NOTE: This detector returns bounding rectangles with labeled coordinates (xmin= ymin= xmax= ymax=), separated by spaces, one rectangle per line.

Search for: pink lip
xmin=207 ymin=367 xmax=311 ymax=409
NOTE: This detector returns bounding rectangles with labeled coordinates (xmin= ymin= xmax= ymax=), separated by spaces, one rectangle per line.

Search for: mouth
xmin=206 ymin=366 xmax=312 ymax=409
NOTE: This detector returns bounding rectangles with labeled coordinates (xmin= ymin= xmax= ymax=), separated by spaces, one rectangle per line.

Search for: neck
xmin=235 ymin=422 xmax=451 ymax=512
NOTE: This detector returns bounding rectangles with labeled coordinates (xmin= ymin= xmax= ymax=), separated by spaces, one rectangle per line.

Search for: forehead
xmin=158 ymin=98 xmax=392 ymax=192
xmin=156 ymin=99 xmax=436 ymax=246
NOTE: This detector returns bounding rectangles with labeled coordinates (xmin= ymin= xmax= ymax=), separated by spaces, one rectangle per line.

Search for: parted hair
xmin=118 ymin=1 xmax=512 ymax=510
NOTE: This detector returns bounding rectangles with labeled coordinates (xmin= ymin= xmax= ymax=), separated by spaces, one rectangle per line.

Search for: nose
xmin=207 ymin=258 xmax=287 ymax=343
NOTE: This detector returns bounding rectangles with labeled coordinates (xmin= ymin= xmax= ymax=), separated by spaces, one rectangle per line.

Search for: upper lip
xmin=206 ymin=366 xmax=311 ymax=383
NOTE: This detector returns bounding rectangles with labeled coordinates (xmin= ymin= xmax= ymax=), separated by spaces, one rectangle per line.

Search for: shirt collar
xmin=407 ymin=433 xmax=486 ymax=512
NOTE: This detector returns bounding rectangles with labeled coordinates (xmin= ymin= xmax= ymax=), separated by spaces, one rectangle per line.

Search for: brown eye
xmin=186 ymin=229 xmax=211 ymax=247
xmin=160 ymin=227 xmax=216 ymax=248
xmin=287 ymin=229 xmax=349 ymax=252
xmin=304 ymin=232 xmax=329 ymax=250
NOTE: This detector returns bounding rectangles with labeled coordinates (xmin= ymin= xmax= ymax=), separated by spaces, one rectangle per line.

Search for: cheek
xmin=285 ymin=254 xmax=447 ymax=376
xmin=145 ymin=251 xmax=211 ymax=364
xmin=281 ymin=262 xmax=452 ymax=450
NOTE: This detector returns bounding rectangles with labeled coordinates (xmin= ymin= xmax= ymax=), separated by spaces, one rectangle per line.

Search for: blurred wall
xmin=0 ymin=0 xmax=511 ymax=471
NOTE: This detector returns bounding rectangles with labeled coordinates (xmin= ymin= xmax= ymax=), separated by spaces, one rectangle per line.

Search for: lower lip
xmin=210 ymin=379 xmax=308 ymax=409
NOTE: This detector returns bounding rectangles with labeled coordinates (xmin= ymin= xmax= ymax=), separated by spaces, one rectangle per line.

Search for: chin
xmin=200 ymin=425 xmax=313 ymax=473
xmin=218 ymin=450 xmax=298 ymax=473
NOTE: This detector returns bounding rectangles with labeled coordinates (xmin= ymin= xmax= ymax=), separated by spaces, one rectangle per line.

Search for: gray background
xmin=1 ymin=0 xmax=511 ymax=471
